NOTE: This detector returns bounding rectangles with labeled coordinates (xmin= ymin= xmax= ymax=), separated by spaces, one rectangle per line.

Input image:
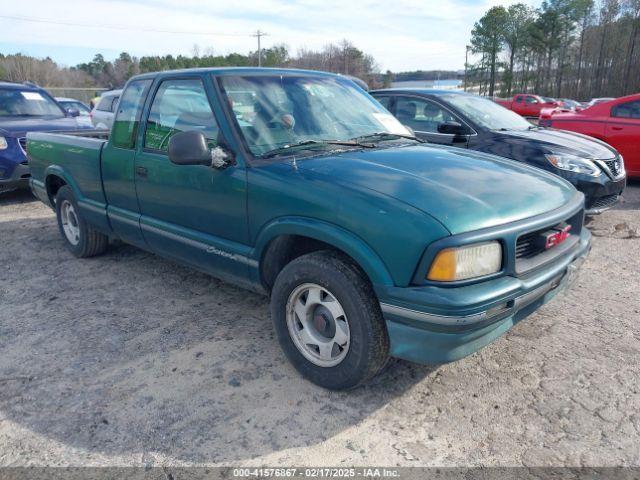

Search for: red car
xmin=494 ymin=94 xmax=560 ymax=118
xmin=540 ymin=94 xmax=639 ymax=178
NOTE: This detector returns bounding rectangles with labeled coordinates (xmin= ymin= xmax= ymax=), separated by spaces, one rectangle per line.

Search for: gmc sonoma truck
xmin=28 ymin=68 xmax=591 ymax=390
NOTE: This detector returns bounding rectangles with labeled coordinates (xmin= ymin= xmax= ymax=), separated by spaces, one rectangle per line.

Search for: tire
xmin=55 ymin=185 xmax=108 ymax=258
xmin=270 ymin=250 xmax=390 ymax=390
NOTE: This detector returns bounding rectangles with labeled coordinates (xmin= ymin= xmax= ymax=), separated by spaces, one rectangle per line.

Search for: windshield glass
xmin=218 ymin=75 xmax=410 ymax=156
xmin=443 ymin=94 xmax=534 ymax=131
xmin=0 ymin=89 xmax=65 ymax=117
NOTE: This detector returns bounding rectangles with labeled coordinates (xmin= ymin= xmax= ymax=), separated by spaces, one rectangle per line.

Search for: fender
xmin=252 ymin=216 xmax=395 ymax=287
xmin=44 ymin=165 xmax=112 ymax=234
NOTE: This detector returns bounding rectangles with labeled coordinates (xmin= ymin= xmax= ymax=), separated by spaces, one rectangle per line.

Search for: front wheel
xmin=55 ymin=185 xmax=109 ymax=258
xmin=270 ymin=250 xmax=390 ymax=390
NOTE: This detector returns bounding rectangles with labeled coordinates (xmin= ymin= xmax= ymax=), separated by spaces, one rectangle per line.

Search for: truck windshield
xmin=0 ymin=88 xmax=65 ymax=117
xmin=442 ymin=94 xmax=534 ymax=131
xmin=218 ymin=75 xmax=410 ymax=157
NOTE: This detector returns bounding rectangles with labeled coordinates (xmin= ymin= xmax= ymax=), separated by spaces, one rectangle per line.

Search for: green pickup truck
xmin=28 ymin=68 xmax=591 ymax=389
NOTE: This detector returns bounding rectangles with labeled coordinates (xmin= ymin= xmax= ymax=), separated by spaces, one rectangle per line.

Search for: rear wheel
xmin=270 ymin=250 xmax=390 ymax=390
xmin=55 ymin=186 xmax=108 ymax=258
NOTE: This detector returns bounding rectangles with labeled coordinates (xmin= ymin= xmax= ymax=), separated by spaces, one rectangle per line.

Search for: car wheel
xmin=271 ymin=250 xmax=390 ymax=390
xmin=55 ymin=185 xmax=108 ymax=258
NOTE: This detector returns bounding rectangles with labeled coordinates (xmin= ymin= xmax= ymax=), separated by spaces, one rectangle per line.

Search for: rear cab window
xmin=111 ymin=80 xmax=152 ymax=148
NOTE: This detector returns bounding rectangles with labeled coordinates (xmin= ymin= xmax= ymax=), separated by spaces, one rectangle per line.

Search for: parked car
xmin=55 ymin=97 xmax=93 ymax=127
xmin=559 ymin=99 xmax=583 ymax=111
xmin=28 ymin=68 xmax=591 ymax=389
xmin=371 ymin=89 xmax=626 ymax=214
xmin=0 ymin=81 xmax=94 ymax=193
xmin=494 ymin=94 xmax=559 ymax=118
xmin=586 ymin=97 xmax=615 ymax=108
xmin=55 ymin=97 xmax=91 ymax=116
xmin=90 ymin=89 xmax=122 ymax=129
xmin=540 ymin=94 xmax=639 ymax=179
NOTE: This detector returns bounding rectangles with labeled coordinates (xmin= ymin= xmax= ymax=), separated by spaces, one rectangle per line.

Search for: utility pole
xmin=253 ymin=30 xmax=268 ymax=67
xmin=464 ymin=45 xmax=470 ymax=92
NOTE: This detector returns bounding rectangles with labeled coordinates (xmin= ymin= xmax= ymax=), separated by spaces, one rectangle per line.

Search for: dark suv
xmin=371 ymin=89 xmax=626 ymax=214
xmin=0 ymin=81 xmax=94 ymax=193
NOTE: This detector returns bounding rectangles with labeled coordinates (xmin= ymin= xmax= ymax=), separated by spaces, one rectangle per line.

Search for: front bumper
xmin=0 ymin=137 xmax=30 ymax=192
xmin=0 ymin=162 xmax=30 ymax=192
xmin=379 ymin=228 xmax=591 ymax=364
xmin=573 ymin=173 xmax=625 ymax=215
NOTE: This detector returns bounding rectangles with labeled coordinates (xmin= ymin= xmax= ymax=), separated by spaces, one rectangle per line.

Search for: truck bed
xmin=27 ymin=130 xmax=111 ymax=209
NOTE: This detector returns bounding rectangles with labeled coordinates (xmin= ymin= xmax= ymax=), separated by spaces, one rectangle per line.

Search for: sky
xmin=0 ymin=0 xmax=539 ymax=72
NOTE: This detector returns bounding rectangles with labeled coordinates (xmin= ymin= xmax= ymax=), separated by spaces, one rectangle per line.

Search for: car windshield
xmin=0 ymin=88 xmax=65 ymax=117
xmin=443 ymin=94 xmax=534 ymax=131
xmin=218 ymin=74 xmax=411 ymax=157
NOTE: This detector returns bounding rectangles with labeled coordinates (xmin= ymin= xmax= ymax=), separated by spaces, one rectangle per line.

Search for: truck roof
xmin=129 ymin=67 xmax=345 ymax=82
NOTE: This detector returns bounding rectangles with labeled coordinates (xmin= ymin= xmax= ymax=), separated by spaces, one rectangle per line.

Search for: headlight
xmin=427 ymin=241 xmax=502 ymax=282
xmin=0 ymin=137 xmax=7 ymax=150
xmin=545 ymin=153 xmax=600 ymax=176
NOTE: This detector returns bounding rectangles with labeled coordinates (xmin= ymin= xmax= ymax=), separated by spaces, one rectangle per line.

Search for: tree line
xmin=469 ymin=0 xmax=640 ymax=100
xmin=0 ymin=40 xmax=379 ymax=90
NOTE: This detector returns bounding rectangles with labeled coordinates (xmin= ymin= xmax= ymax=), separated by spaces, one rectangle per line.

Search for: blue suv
xmin=0 ymin=82 xmax=94 ymax=193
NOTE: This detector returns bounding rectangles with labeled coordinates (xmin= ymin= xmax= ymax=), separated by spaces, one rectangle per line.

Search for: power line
xmin=0 ymin=14 xmax=249 ymax=37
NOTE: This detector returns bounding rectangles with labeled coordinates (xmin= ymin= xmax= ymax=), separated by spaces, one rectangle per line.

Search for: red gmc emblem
xmin=545 ymin=225 xmax=572 ymax=249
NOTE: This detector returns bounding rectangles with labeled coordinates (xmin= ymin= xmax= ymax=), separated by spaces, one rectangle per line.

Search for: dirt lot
xmin=0 ymin=183 xmax=639 ymax=468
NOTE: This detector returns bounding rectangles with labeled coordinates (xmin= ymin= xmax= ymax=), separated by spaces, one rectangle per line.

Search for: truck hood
xmin=496 ymin=127 xmax=616 ymax=160
xmin=0 ymin=117 xmax=93 ymax=137
xmin=298 ymin=144 xmax=578 ymax=235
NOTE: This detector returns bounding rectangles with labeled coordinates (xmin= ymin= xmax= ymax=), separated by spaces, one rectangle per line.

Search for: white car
xmin=90 ymin=90 xmax=122 ymax=129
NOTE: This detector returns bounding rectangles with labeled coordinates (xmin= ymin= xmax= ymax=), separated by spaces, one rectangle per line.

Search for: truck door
xmin=101 ymin=79 xmax=153 ymax=248
xmin=393 ymin=95 xmax=471 ymax=146
xmin=524 ymin=96 xmax=539 ymax=117
xmin=133 ymin=75 xmax=250 ymax=284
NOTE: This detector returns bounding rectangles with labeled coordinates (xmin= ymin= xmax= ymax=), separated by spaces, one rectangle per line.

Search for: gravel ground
xmin=0 ymin=183 xmax=639 ymax=467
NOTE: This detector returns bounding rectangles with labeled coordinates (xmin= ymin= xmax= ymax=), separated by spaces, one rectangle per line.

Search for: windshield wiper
xmin=260 ymin=139 xmax=373 ymax=158
xmin=351 ymin=132 xmax=425 ymax=143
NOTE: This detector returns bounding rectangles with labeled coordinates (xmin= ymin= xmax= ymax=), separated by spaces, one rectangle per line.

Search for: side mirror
xmin=168 ymin=130 xmax=233 ymax=169
xmin=437 ymin=121 xmax=469 ymax=136
xmin=66 ymin=108 xmax=80 ymax=117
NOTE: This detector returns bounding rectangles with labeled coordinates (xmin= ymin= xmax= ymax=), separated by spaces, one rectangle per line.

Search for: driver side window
xmin=144 ymin=78 xmax=219 ymax=153
xmin=394 ymin=96 xmax=455 ymax=133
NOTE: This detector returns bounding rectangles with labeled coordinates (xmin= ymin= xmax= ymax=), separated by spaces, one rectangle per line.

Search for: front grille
xmin=515 ymin=209 xmax=584 ymax=273
xmin=18 ymin=137 xmax=27 ymax=152
xmin=515 ymin=231 xmax=543 ymax=259
xmin=601 ymin=157 xmax=623 ymax=178
xmin=588 ymin=194 xmax=618 ymax=211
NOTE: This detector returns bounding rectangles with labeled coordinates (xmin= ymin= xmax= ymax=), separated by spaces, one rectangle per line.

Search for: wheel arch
xmin=44 ymin=166 xmax=81 ymax=205
xmin=254 ymin=217 xmax=394 ymax=291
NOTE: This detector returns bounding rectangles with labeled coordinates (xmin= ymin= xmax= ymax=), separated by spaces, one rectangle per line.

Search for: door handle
xmin=611 ymin=126 xmax=623 ymax=131
xmin=135 ymin=166 xmax=148 ymax=178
